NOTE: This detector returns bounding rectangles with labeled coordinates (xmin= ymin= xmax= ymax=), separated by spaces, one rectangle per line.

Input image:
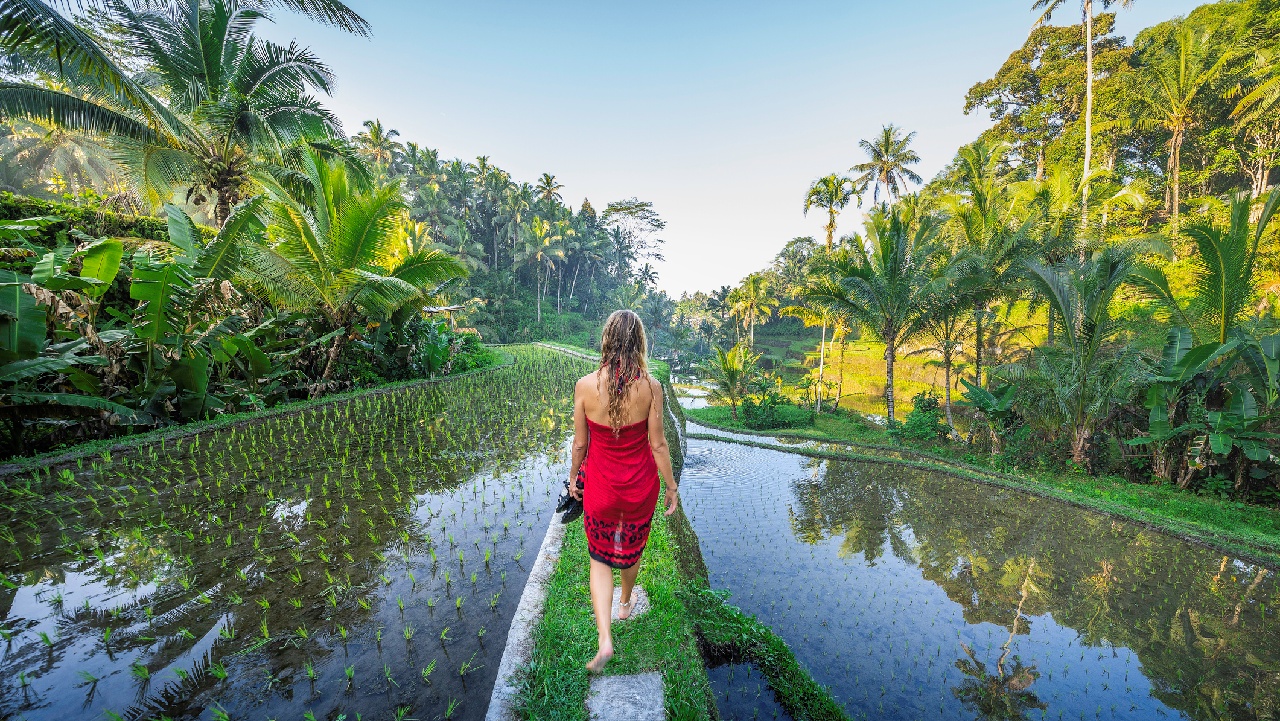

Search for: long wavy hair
xmin=597 ymin=309 xmax=649 ymax=434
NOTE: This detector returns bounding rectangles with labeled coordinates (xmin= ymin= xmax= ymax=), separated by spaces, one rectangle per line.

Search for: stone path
xmin=587 ymin=671 xmax=666 ymax=721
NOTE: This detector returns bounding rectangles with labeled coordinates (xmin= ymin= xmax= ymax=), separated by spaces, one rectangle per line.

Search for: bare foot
xmin=586 ymin=645 xmax=614 ymax=674
xmin=617 ymin=596 xmax=634 ymax=621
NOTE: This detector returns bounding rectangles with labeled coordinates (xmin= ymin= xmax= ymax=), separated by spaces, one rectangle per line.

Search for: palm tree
xmin=946 ymin=140 xmax=1035 ymax=386
xmin=440 ymin=216 xmax=488 ymax=273
xmin=1123 ymin=21 xmax=1237 ymax=226
xmin=913 ymin=281 xmax=974 ymax=430
xmin=0 ymin=0 xmax=367 ymax=143
xmin=704 ymin=343 xmax=759 ymax=420
xmin=534 ymin=172 xmax=564 ymax=209
xmin=851 ymin=124 xmax=923 ymax=203
xmin=497 ymin=182 xmax=534 ymax=268
xmin=1130 ymin=189 xmax=1280 ymax=344
xmin=354 ymin=119 xmax=403 ymax=169
xmin=248 ymin=150 xmax=467 ymax=383
xmin=809 ymin=205 xmax=941 ymax=423
xmin=2 ymin=0 xmax=367 ymax=226
xmin=515 ymin=216 xmax=565 ymax=324
xmin=1031 ymin=0 xmax=1134 ymax=226
xmin=1023 ymin=244 xmax=1146 ymax=464
xmin=804 ymin=174 xmax=859 ymax=250
xmin=728 ymin=274 xmax=778 ymax=346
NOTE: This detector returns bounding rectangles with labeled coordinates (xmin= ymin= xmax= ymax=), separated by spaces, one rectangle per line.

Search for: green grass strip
xmin=687 ymin=431 xmax=1280 ymax=569
xmin=515 ymin=480 xmax=714 ymax=720
xmin=680 ymin=583 xmax=847 ymax=721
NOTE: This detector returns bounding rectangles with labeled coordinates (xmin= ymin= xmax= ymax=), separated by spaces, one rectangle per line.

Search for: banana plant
xmin=957 ymin=378 xmax=1017 ymax=453
xmin=127 ymin=199 xmax=266 ymax=417
xmin=1131 ymin=327 xmax=1280 ymax=489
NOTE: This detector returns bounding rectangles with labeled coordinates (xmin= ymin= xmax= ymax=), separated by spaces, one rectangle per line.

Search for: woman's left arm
xmin=569 ymin=378 xmax=589 ymax=500
xmin=647 ymin=378 xmax=678 ymax=516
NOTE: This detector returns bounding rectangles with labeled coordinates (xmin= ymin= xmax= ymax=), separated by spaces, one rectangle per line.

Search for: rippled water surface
xmin=680 ymin=435 xmax=1280 ymax=720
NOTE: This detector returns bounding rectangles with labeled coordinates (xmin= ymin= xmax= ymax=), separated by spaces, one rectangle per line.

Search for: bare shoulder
xmin=647 ymin=375 xmax=663 ymax=400
xmin=575 ymin=371 xmax=600 ymax=394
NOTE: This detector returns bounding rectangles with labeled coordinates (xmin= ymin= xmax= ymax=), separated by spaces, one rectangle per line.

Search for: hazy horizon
xmin=270 ymin=0 xmax=1204 ymax=296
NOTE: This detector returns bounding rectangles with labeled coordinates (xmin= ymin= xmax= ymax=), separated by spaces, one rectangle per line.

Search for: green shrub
xmin=891 ymin=391 xmax=950 ymax=444
xmin=0 ymin=192 xmax=215 ymax=244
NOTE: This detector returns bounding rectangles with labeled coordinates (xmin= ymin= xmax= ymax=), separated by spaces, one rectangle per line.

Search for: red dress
xmin=581 ymin=417 xmax=660 ymax=568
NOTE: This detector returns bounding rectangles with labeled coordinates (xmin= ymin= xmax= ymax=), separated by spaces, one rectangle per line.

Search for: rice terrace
xmin=4 ymin=0 xmax=1280 ymax=720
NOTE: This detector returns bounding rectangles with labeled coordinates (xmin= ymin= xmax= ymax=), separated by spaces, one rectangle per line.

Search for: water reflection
xmin=0 ymin=351 xmax=580 ymax=721
xmin=680 ymin=439 xmax=1279 ymax=720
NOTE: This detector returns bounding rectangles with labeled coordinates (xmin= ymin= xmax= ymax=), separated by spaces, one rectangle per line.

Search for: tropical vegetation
xmin=678 ymin=0 xmax=1280 ymax=508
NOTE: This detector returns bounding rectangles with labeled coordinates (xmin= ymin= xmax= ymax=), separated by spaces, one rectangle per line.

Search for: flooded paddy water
xmin=681 ymin=425 xmax=1280 ymax=721
xmin=0 ymin=348 xmax=584 ymax=721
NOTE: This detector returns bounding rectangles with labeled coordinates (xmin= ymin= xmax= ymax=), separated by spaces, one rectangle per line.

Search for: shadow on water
xmin=0 ymin=349 xmax=583 ymax=721
xmin=679 ymin=436 xmax=1280 ymax=721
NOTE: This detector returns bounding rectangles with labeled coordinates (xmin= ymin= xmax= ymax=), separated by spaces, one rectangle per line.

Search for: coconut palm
xmin=780 ymin=302 xmax=834 ymax=413
xmin=851 ymin=124 xmax=923 ymax=203
xmin=804 ymin=173 xmax=858 ymax=250
xmin=534 ymin=172 xmax=563 ymax=209
xmin=728 ymin=273 xmax=778 ymax=346
xmin=353 ymin=119 xmax=403 ymax=170
xmin=1031 ymin=0 xmax=1134 ymax=225
xmin=1120 ymin=19 xmax=1238 ymax=226
xmin=497 ymin=182 xmax=534 ymax=268
xmin=703 ymin=343 xmax=758 ymax=420
xmin=808 ymin=204 xmax=942 ymax=423
xmin=247 ymin=149 xmax=467 ymax=382
xmin=2 ymin=0 xmax=368 ymax=226
xmin=515 ymin=216 xmax=565 ymax=323
xmin=946 ymin=140 xmax=1036 ymax=386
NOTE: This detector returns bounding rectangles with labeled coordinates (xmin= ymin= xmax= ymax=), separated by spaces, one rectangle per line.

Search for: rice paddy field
xmin=0 ymin=346 xmax=588 ymax=721
xmin=679 ymin=429 xmax=1280 ymax=721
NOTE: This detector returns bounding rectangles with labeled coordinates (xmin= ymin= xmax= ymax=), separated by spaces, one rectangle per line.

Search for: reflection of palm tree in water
xmin=952 ymin=558 xmax=1047 ymax=720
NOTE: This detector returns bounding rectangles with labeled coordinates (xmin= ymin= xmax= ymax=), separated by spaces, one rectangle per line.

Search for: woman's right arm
xmin=569 ymin=377 xmax=589 ymax=500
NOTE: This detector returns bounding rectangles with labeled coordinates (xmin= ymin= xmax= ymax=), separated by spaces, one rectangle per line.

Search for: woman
xmin=568 ymin=309 xmax=679 ymax=674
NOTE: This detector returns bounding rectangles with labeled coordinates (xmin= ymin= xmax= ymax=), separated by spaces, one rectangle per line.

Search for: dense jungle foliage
xmin=0 ymin=0 xmax=666 ymax=457
xmin=682 ymin=0 xmax=1280 ymax=506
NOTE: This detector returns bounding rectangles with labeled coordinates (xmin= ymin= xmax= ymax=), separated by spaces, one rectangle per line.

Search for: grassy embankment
xmin=517 ymin=349 xmax=848 ymax=721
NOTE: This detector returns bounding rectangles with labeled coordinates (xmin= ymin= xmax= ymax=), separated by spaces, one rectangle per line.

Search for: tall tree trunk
xmin=569 ymin=260 xmax=581 ymax=300
xmin=1035 ymin=146 xmax=1046 ymax=181
xmin=320 ymin=328 xmax=348 ymax=387
xmin=838 ymin=335 xmax=846 ymax=403
xmin=1170 ymin=125 xmax=1184 ymax=227
xmin=974 ymin=312 xmax=984 ymax=388
xmin=556 ymin=266 xmax=563 ymax=315
xmin=826 ymin=209 xmax=836 ymax=250
xmin=749 ymin=311 xmax=755 ymax=346
xmin=885 ymin=340 xmax=897 ymax=423
xmin=943 ymin=355 xmax=955 ymax=429
xmin=535 ymin=272 xmax=542 ymax=324
xmin=816 ymin=321 xmax=826 ymax=414
xmin=1081 ymin=0 xmax=1094 ymax=229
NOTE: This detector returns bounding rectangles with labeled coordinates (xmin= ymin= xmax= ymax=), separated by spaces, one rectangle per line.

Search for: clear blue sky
xmin=272 ymin=0 xmax=1204 ymax=295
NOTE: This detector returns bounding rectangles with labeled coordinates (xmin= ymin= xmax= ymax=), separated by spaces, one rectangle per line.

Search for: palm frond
xmin=0 ymin=82 xmax=154 ymax=140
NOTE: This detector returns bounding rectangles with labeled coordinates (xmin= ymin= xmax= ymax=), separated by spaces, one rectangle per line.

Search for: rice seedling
xmin=421 ymin=659 xmax=437 ymax=683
